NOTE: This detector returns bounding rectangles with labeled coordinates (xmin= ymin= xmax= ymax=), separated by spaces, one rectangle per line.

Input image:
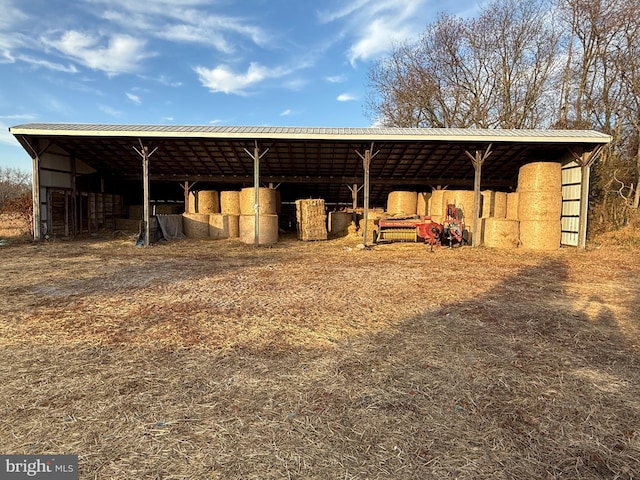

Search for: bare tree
xmin=0 ymin=167 xmax=31 ymax=211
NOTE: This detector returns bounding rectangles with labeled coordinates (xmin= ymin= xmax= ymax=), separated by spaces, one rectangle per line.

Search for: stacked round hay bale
xmin=182 ymin=213 xmax=210 ymax=238
xmin=417 ymin=192 xmax=431 ymax=216
xmin=220 ymin=191 xmax=241 ymax=238
xmin=517 ymin=162 xmax=562 ymax=250
xmin=506 ymin=192 xmax=519 ymax=220
xmin=483 ymin=218 xmax=520 ymax=249
xmin=429 ymin=189 xmax=445 ymax=224
xmin=198 ymin=190 xmax=220 ymax=214
xmin=494 ymin=192 xmax=508 ymax=218
xmin=239 ymin=187 xmax=278 ymax=245
xmin=387 ymin=191 xmax=418 ymax=216
xmin=208 ymin=214 xmax=230 ymax=239
xmin=481 ymin=191 xmax=495 ymax=218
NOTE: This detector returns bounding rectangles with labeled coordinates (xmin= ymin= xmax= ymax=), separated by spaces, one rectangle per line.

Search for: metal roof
xmin=9 ymin=123 xmax=611 ymax=206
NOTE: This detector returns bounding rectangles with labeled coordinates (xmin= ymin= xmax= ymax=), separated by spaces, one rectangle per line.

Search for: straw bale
xmin=442 ymin=190 xmax=476 ymax=221
xmin=358 ymin=218 xmax=377 ymax=241
xmin=198 ymin=190 xmax=220 ymax=214
xmin=519 ymin=219 xmax=561 ymax=250
xmin=239 ymin=214 xmax=278 ymax=245
xmin=518 ymin=162 xmax=562 ymax=192
xmin=483 ymin=218 xmax=520 ymax=249
xmin=155 ymin=204 xmax=183 ymax=214
xmin=328 ymin=211 xmax=353 ymax=236
xmin=208 ymin=213 xmax=230 ymax=240
xmin=494 ymin=192 xmax=507 ymax=218
xmin=429 ymin=189 xmax=445 ymax=218
xmin=295 ymin=199 xmax=327 ymax=241
xmin=187 ymin=191 xmax=196 ymax=213
xmin=387 ymin=191 xmax=418 ymax=216
xmin=506 ymin=192 xmax=519 ymax=220
xmin=518 ymin=191 xmax=562 ymax=220
xmin=220 ymin=191 xmax=241 ymax=215
xmin=239 ymin=187 xmax=277 ymax=215
xmin=227 ymin=214 xmax=240 ymax=238
xmin=416 ymin=192 xmax=431 ymax=216
xmin=481 ymin=191 xmax=495 ymax=218
xmin=182 ymin=213 xmax=210 ymax=238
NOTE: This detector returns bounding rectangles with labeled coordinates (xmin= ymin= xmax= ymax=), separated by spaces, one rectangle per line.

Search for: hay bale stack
xmin=429 ymin=190 xmax=445 ymax=218
xmin=483 ymin=218 xmax=520 ymax=249
xmin=129 ymin=205 xmax=143 ymax=220
xmin=239 ymin=187 xmax=277 ymax=215
xmin=481 ymin=191 xmax=495 ymax=218
xmin=220 ymin=191 xmax=241 ymax=214
xmin=295 ymin=199 xmax=327 ymax=241
xmin=417 ymin=192 xmax=431 ymax=216
xmin=518 ymin=162 xmax=562 ymax=250
xmin=518 ymin=162 xmax=562 ymax=192
xmin=387 ymin=191 xmax=418 ymax=216
xmin=227 ymin=214 xmax=240 ymax=238
xmin=182 ymin=213 xmax=210 ymax=238
xmin=198 ymin=190 xmax=220 ymax=214
xmin=208 ymin=213 xmax=229 ymax=239
xmin=187 ymin=191 xmax=196 ymax=213
xmin=494 ymin=192 xmax=508 ymax=218
xmin=239 ymin=214 xmax=278 ymax=245
xmin=506 ymin=192 xmax=519 ymax=220
xmin=519 ymin=220 xmax=561 ymax=250
xmin=328 ymin=211 xmax=353 ymax=237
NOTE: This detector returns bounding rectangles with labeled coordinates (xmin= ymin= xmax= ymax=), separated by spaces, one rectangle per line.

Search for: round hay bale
xmin=328 ymin=211 xmax=353 ymax=236
xmin=417 ymin=192 xmax=431 ymax=216
xmin=481 ymin=191 xmax=495 ymax=218
xmin=187 ymin=191 xmax=196 ymax=213
xmin=220 ymin=191 xmax=240 ymax=214
xmin=387 ymin=191 xmax=418 ymax=216
xmin=506 ymin=192 xmax=519 ymax=220
xmin=518 ymin=191 xmax=562 ymax=220
xmin=519 ymin=220 xmax=561 ymax=250
xmin=198 ymin=190 xmax=220 ymax=214
xmin=429 ymin=190 xmax=445 ymax=218
xmin=494 ymin=192 xmax=508 ymax=218
xmin=227 ymin=214 xmax=239 ymax=238
xmin=239 ymin=214 xmax=278 ymax=245
xmin=483 ymin=218 xmax=519 ymax=249
xmin=442 ymin=190 xmax=476 ymax=221
xmin=208 ymin=213 xmax=230 ymax=239
xmin=239 ymin=187 xmax=277 ymax=215
xmin=182 ymin=213 xmax=210 ymax=238
xmin=518 ymin=162 xmax=562 ymax=192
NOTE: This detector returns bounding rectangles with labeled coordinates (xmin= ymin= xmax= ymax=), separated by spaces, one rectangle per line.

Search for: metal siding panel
xmin=561 ymin=161 xmax=581 ymax=246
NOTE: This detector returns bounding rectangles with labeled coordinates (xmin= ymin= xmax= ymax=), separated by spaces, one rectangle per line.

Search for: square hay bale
xmin=295 ymin=199 xmax=327 ymax=241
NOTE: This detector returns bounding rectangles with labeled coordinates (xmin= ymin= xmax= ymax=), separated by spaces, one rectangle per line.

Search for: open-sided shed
xmin=9 ymin=123 xmax=610 ymax=247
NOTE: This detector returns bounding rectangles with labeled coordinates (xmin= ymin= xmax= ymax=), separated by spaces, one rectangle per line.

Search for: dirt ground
xmin=0 ymin=228 xmax=639 ymax=479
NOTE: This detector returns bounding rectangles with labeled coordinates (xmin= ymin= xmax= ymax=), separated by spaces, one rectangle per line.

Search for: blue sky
xmin=0 ymin=0 xmax=483 ymax=171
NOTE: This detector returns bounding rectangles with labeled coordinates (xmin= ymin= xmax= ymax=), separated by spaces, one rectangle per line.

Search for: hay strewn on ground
xmin=0 ymin=233 xmax=639 ymax=479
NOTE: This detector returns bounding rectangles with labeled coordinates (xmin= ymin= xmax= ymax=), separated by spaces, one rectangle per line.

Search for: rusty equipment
xmin=373 ymin=215 xmax=443 ymax=248
xmin=441 ymin=203 xmax=468 ymax=247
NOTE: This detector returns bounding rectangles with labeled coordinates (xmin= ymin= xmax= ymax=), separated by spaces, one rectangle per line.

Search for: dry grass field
xmin=1 ymin=225 xmax=639 ymax=479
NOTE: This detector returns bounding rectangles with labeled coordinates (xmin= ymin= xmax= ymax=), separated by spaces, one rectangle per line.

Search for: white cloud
xmin=280 ymin=109 xmax=292 ymax=116
xmin=126 ymin=92 xmax=142 ymax=104
xmin=337 ymin=93 xmax=357 ymax=102
xmin=319 ymin=0 xmax=428 ymax=65
xmin=98 ymin=104 xmax=122 ymax=116
xmin=325 ymin=74 xmax=347 ymax=83
xmin=42 ymin=31 xmax=152 ymax=76
xmin=194 ymin=62 xmax=290 ymax=95
xmin=15 ymin=55 xmax=78 ymax=73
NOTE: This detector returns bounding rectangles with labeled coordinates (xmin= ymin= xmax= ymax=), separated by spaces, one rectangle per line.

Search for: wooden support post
xmin=133 ymin=140 xmax=158 ymax=246
xmin=465 ymin=144 xmax=492 ymax=247
xmin=70 ymin=154 xmax=77 ymax=236
xmin=355 ymin=143 xmax=379 ymax=247
xmin=244 ymin=141 xmax=269 ymax=246
xmin=181 ymin=181 xmax=198 ymax=213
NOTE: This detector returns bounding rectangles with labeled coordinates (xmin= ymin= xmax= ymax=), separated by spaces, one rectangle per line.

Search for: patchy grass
xmin=0 ymin=234 xmax=639 ymax=479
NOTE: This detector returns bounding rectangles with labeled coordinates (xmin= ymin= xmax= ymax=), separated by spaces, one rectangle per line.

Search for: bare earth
xmin=0 ymin=231 xmax=638 ymax=479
